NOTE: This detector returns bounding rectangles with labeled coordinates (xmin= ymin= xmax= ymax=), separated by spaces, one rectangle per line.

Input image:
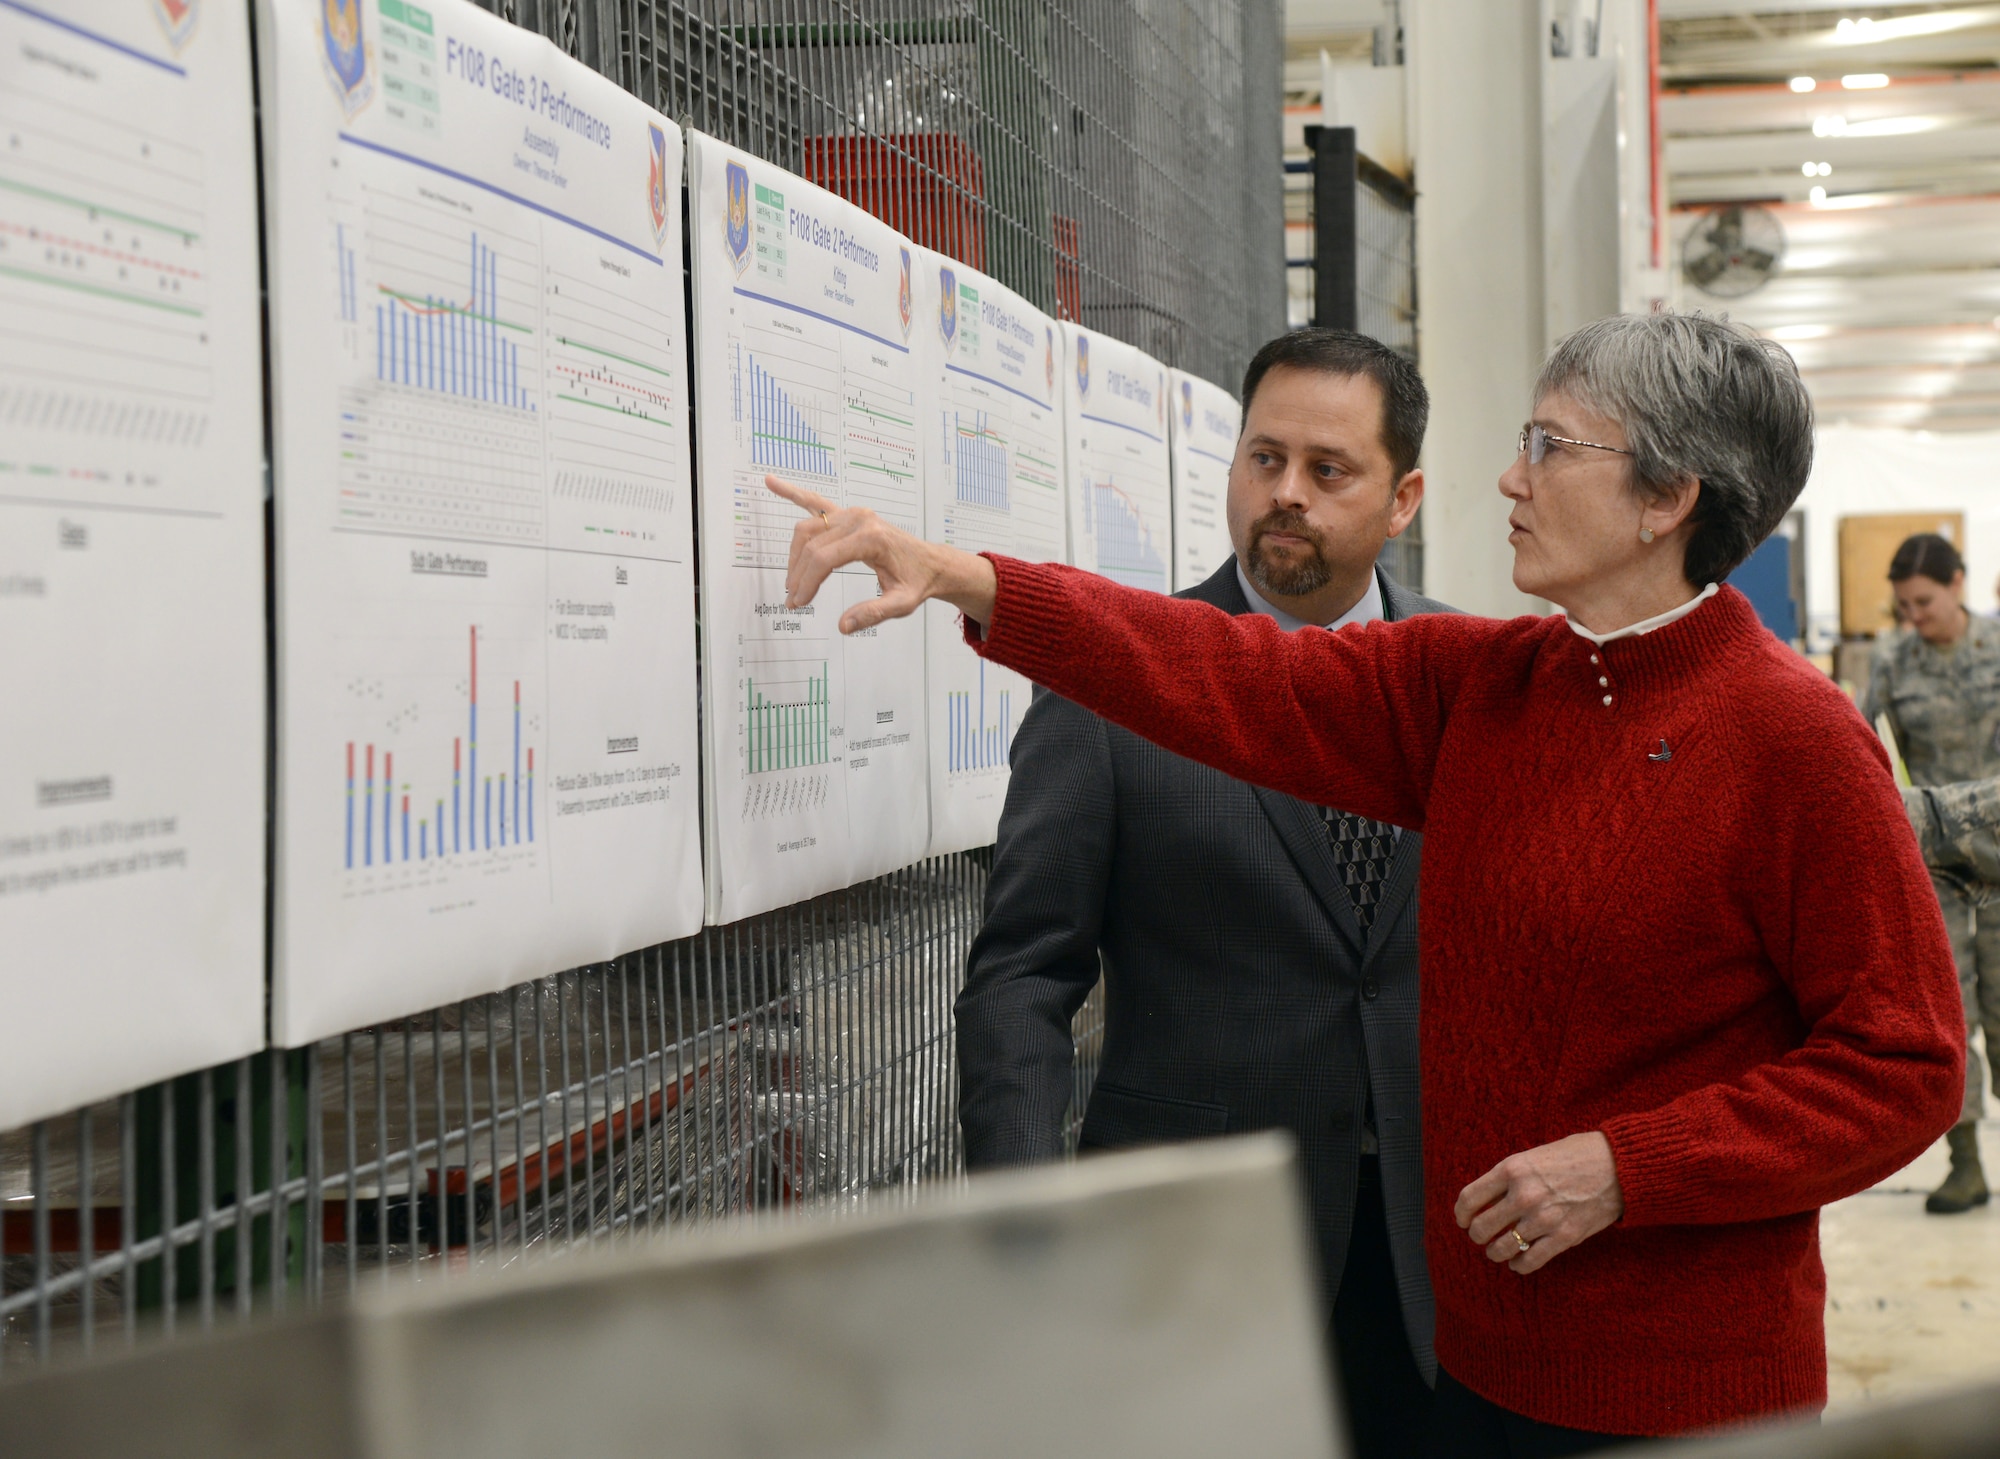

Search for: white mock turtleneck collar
xmin=1562 ymin=582 xmax=1720 ymax=648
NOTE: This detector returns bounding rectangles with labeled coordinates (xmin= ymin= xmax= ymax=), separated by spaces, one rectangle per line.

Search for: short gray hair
xmin=1536 ymin=311 xmax=1814 ymax=587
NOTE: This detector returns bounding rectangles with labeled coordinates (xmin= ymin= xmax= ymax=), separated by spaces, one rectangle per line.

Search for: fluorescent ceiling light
xmin=1790 ymin=76 xmax=1818 ymax=93
xmin=1768 ymin=325 xmax=1834 ymax=341
xmin=1842 ymin=74 xmax=1892 ymax=89
xmin=1809 ymin=185 xmax=1828 ymax=204
xmin=1829 ymin=9 xmax=2000 ymax=44
xmin=1807 ymin=189 xmax=1900 ymax=210
xmin=1840 ymin=115 xmax=1949 ymax=138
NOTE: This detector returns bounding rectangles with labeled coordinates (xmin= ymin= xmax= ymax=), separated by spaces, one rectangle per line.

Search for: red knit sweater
xmin=965 ymin=558 xmax=1962 ymax=1435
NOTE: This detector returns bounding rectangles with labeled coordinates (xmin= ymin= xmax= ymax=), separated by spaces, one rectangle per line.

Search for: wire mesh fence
xmin=0 ymin=855 xmax=1107 ymax=1367
xmin=564 ymin=0 xmax=1284 ymax=392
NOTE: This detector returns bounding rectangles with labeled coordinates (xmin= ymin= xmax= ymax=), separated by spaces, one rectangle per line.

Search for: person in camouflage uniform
xmin=1866 ymin=533 xmax=2000 ymax=1213
xmin=1907 ymin=778 xmax=2000 ymax=887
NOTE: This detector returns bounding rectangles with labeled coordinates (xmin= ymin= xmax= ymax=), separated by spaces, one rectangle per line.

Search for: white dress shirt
xmin=1236 ymin=561 xmax=1385 ymax=633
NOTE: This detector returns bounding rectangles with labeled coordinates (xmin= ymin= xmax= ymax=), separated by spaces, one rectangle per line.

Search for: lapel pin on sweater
xmin=1649 ymin=739 xmax=1673 ymax=763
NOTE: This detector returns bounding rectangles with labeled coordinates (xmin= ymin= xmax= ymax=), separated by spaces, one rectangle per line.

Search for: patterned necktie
xmin=1322 ymin=807 xmax=1396 ymax=933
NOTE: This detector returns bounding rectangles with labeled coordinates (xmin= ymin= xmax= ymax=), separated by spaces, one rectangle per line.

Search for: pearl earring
xmin=1640 ymin=527 xmax=1656 ymax=544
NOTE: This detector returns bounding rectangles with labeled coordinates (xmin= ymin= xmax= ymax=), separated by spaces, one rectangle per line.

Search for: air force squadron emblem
xmin=647 ymin=124 xmax=670 ymax=250
xmin=1075 ymin=332 xmax=1090 ymax=401
xmin=153 ymin=0 xmax=197 ymax=51
xmin=320 ymin=0 xmax=373 ymax=118
xmin=1181 ymin=379 xmax=1194 ymax=432
xmin=938 ymin=266 xmax=958 ymax=353
xmin=897 ymin=248 xmax=913 ymax=340
xmin=724 ymin=161 xmax=751 ymax=276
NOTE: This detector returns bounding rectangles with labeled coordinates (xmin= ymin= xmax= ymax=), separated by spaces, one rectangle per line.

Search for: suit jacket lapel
xmin=1192 ymin=561 xmax=1369 ymax=956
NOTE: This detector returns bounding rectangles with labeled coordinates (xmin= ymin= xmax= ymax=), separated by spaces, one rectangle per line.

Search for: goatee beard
xmin=1246 ymin=512 xmax=1336 ymax=598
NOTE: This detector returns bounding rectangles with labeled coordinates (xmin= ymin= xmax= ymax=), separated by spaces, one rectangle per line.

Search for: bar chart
xmin=743 ymin=660 xmax=830 ymax=773
xmin=952 ymin=412 xmax=1010 ymax=510
xmin=372 ymin=231 xmax=535 ymax=411
xmin=945 ymin=660 xmax=1013 ymax=775
xmin=741 ymin=347 xmax=835 ymax=477
xmin=341 ymin=625 xmax=537 ymax=871
xmin=1084 ymin=474 xmax=1170 ymax=591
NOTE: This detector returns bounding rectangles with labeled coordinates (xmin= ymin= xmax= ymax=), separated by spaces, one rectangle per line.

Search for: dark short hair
xmin=1239 ymin=329 xmax=1429 ymax=479
xmin=1889 ymin=533 xmax=1964 ymax=586
xmin=1536 ymin=312 xmax=1814 ymax=588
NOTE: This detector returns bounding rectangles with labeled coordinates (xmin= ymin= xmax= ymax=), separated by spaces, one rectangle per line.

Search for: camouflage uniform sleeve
xmin=1905 ymin=778 xmax=2000 ymax=883
xmin=1860 ymin=639 xmax=1894 ymax=729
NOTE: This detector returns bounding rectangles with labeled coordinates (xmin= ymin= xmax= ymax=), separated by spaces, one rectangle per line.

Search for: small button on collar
xmin=1602 ymin=695 xmax=1614 ymax=707
xmin=1590 ymin=654 xmax=1600 ymax=665
xmin=1598 ymin=676 xmax=1609 ymax=687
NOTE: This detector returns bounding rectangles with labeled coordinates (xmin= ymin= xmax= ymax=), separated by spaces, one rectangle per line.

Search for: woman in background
xmin=1866 ymin=533 xmax=2000 ymax=1214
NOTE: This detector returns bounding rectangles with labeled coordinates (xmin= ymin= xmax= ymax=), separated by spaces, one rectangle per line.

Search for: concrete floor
xmin=1823 ymin=1116 xmax=2000 ymax=1417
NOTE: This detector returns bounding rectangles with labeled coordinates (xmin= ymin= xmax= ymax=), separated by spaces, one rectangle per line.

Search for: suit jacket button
xmin=1362 ymin=979 xmax=1379 ymax=1000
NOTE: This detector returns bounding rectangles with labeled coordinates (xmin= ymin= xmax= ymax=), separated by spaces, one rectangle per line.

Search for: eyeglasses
xmin=1518 ymin=424 xmax=1635 ymax=466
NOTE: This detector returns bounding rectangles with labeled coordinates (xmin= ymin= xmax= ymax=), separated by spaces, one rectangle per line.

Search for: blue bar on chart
xmin=745 ymin=348 xmax=834 ymax=477
xmin=1087 ymin=476 xmax=1168 ymax=590
xmin=341 ymin=625 xmax=537 ymax=872
xmin=371 ymin=232 xmax=534 ymax=411
xmin=947 ymin=659 xmax=1013 ymax=773
xmin=336 ymin=224 xmax=358 ymax=323
xmin=953 ymin=411 xmax=1010 ymax=511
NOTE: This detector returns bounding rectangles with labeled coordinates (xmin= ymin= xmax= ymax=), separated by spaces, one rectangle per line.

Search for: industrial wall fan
xmin=1681 ymin=205 xmax=1786 ymax=299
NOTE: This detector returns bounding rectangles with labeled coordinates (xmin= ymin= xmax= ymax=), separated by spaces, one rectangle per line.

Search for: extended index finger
xmin=766 ymin=474 xmax=838 ymax=518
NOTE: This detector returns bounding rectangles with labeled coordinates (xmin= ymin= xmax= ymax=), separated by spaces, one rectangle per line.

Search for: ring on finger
xmin=1509 ymin=1229 xmax=1531 ymax=1255
xmin=817 ymin=510 xmax=831 ymax=527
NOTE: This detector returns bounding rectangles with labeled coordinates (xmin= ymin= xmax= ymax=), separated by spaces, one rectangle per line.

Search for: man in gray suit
xmin=957 ymin=330 xmax=1449 ymax=1459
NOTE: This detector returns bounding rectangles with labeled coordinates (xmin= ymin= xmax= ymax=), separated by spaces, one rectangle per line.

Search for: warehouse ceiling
xmin=1663 ymin=2 xmax=2000 ymax=430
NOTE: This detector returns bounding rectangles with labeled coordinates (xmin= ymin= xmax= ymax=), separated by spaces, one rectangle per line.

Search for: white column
xmin=1407 ymin=0 xmax=1547 ymax=618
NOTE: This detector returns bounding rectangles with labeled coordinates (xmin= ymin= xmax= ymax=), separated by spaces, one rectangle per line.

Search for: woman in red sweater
xmin=770 ymin=312 xmax=1963 ymax=1449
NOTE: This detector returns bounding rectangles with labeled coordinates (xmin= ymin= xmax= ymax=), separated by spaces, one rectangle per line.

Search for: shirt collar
xmin=1236 ymin=562 xmax=1385 ymax=632
xmin=1562 ymin=582 xmax=1720 ymax=648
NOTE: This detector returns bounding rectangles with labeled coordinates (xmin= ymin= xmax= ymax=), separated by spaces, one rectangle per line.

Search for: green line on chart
xmin=377 ymin=286 xmax=533 ymax=334
xmin=846 ymin=400 xmax=914 ymax=428
xmin=557 ymin=393 xmax=672 ymax=429
xmin=848 ymin=459 xmax=914 ymax=482
xmin=0 ymin=176 xmax=199 ymax=242
xmin=0 ymin=263 xmax=203 ymax=317
xmin=555 ymin=335 xmax=674 ymax=379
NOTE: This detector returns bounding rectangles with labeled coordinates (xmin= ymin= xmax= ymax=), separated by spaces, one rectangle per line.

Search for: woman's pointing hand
xmin=767 ymin=474 xmax=999 ymax=635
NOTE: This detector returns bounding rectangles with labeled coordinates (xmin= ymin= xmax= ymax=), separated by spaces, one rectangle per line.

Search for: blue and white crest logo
xmin=724 ymin=162 xmax=751 ymax=276
xmin=647 ymin=124 xmax=670 ymax=250
xmin=320 ymin=0 xmax=373 ymax=118
xmin=897 ymin=248 xmax=913 ymax=339
xmin=938 ymin=266 xmax=958 ymax=353
xmin=1075 ymin=333 xmax=1090 ymax=400
xmin=1180 ymin=380 xmax=1193 ymax=432
xmin=153 ymin=0 xmax=197 ymax=52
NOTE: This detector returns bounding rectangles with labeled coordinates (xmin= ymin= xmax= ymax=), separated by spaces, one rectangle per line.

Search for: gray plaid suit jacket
xmin=956 ymin=558 xmax=1451 ymax=1382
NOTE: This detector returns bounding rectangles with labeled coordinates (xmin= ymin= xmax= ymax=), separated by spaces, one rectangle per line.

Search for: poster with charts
xmin=916 ymin=253 xmax=1067 ymax=855
xmin=1061 ymin=324 xmax=1173 ymax=595
xmin=259 ymin=0 xmax=702 ymax=1045
xmin=1169 ymin=370 xmax=1241 ymax=591
xmin=687 ymin=132 xmax=930 ymax=922
xmin=0 ymin=0 xmax=266 ymax=1127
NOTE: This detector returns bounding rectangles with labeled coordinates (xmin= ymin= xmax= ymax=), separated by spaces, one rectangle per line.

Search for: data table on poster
xmin=1062 ymin=325 xmax=1173 ymax=595
xmin=0 ymin=0 xmax=267 ymax=1127
xmin=260 ymin=0 xmax=701 ymax=1044
xmin=688 ymin=132 xmax=930 ymax=922
xmin=1169 ymin=370 xmax=1241 ymax=591
xmin=917 ymin=253 xmax=1067 ymax=855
